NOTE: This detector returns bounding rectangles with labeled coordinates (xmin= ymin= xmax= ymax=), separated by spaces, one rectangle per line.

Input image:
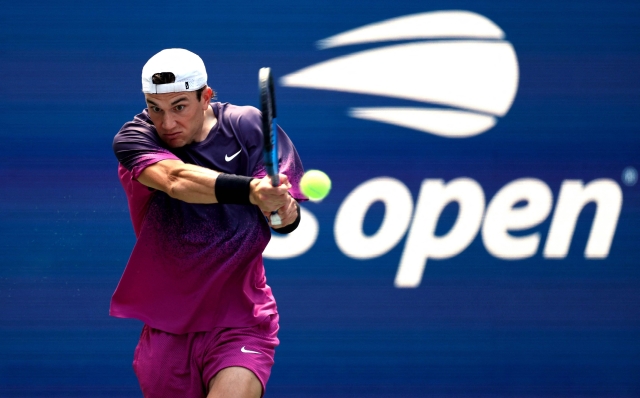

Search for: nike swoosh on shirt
xmin=241 ymin=346 xmax=262 ymax=355
xmin=225 ymin=149 xmax=242 ymax=162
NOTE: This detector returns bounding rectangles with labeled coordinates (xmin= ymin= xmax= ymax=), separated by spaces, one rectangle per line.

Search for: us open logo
xmin=264 ymin=11 xmax=623 ymax=289
xmin=281 ymin=10 xmax=519 ymax=138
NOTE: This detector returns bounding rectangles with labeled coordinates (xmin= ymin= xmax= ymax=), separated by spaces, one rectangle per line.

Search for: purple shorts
xmin=133 ymin=314 xmax=279 ymax=398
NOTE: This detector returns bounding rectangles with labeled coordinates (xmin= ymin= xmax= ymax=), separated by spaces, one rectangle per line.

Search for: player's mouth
xmin=163 ymin=132 xmax=182 ymax=141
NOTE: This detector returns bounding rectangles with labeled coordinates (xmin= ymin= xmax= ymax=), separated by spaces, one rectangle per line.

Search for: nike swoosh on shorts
xmin=241 ymin=346 xmax=262 ymax=354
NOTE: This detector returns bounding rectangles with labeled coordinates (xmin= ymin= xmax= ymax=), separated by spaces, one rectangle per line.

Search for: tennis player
xmin=111 ymin=48 xmax=305 ymax=397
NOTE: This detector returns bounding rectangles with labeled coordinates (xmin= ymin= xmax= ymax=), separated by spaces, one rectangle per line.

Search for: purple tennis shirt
xmin=111 ymin=102 xmax=305 ymax=334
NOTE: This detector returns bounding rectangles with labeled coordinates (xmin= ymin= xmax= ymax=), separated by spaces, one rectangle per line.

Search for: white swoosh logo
xmin=241 ymin=346 xmax=262 ymax=354
xmin=316 ymin=10 xmax=505 ymax=49
xmin=281 ymin=10 xmax=519 ymax=138
xmin=225 ymin=149 xmax=242 ymax=162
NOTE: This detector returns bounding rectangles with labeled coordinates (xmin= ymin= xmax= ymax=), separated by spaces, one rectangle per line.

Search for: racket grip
xmin=270 ymin=174 xmax=280 ymax=187
xmin=270 ymin=212 xmax=282 ymax=226
xmin=269 ymin=175 xmax=282 ymax=225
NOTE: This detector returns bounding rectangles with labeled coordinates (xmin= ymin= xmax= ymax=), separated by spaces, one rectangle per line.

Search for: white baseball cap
xmin=141 ymin=49 xmax=208 ymax=94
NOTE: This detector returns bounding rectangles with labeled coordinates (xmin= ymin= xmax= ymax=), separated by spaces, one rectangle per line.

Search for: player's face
xmin=144 ymin=90 xmax=210 ymax=148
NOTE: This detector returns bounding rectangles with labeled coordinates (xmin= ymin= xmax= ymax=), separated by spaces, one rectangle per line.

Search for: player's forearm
xmin=149 ymin=163 xmax=258 ymax=205
xmin=136 ymin=160 xmax=221 ymax=203
xmin=165 ymin=163 xmax=222 ymax=204
xmin=138 ymin=160 xmax=291 ymax=208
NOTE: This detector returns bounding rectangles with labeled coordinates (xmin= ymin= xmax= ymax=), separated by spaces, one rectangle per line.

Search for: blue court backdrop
xmin=1 ymin=0 xmax=639 ymax=396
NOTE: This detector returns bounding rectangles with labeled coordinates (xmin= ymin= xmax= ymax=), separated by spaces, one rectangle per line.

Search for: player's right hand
xmin=249 ymin=174 xmax=292 ymax=213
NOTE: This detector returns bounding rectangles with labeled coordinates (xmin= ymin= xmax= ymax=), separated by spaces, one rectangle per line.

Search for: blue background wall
xmin=1 ymin=0 xmax=639 ymax=396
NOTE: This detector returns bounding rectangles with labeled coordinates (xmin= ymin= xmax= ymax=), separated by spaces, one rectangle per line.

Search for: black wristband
xmin=215 ymin=174 xmax=254 ymax=205
xmin=272 ymin=201 xmax=301 ymax=234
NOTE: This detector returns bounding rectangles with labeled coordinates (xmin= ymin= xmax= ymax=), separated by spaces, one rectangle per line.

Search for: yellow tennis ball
xmin=300 ymin=170 xmax=331 ymax=201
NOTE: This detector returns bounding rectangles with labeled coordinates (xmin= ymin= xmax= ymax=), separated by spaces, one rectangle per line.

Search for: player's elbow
xmin=166 ymin=181 xmax=182 ymax=199
xmin=165 ymin=168 xmax=185 ymax=199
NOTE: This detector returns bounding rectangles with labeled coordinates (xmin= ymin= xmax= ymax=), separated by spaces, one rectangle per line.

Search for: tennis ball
xmin=300 ymin=170 xmax=331 ymax=201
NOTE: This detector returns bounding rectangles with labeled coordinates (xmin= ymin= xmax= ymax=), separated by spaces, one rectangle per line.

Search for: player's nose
xmin=162 ymin=113 xmax=177 ymax=129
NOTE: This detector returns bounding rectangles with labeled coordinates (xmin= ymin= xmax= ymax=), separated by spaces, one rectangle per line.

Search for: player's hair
xmin=195 ymin=86 xmax=213 ymax=101
xmin=151 ymin=72 xmax=215 ymax=101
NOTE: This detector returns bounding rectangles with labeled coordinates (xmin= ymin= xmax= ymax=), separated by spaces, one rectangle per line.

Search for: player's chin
xmin=161 ymin=135 xmax=186 ymax=148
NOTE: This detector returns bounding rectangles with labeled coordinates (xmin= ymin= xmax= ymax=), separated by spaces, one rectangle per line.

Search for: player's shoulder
xmin=216 ymin=102 xmax=261 ymax=120
xmin=117 ymin=108 xmax=151 ymax=127
xmin=215 ymin=102 xmax=262 ymax=132
xmin=115 ymin=109 xmax=155 ymax=136
xmin=113 ymin=109 xmax=160 ymax=147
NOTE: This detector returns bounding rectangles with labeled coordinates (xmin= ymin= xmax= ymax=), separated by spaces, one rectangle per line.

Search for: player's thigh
xmin=201 ymin=314 xmax=279 ymax=395
xmin=134 ymin=325 xmax=205 ymax=398
xmin=207 ymin=366 xmax=262 ymax=398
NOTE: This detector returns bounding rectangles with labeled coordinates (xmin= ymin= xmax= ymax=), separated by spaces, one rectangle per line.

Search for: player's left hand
xmin=264 ymin=194 xmax=298 ymax=228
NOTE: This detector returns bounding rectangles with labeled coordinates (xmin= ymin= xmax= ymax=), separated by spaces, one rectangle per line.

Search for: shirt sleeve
xmin=112 ymin=111 xmax=180 ymax=180
xmin=118 ymin=164 xmax=154 ymax=238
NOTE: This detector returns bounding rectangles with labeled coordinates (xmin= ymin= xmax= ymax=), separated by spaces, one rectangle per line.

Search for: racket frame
xmin=259 ymin=67 xmax=282 ymax=226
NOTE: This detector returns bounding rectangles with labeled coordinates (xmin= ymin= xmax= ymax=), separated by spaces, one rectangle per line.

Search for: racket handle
xmin=270 ymin=212 xmax=282 ymax=226
xmin=269 ymin=173 xmax=282 ymax=225
xmin=270 ymin=174 xmax=280 ymax=187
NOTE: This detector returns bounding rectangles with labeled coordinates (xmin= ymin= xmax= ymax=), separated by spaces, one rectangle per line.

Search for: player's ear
xmin=202 ymin=87 xmax=213 ymax=106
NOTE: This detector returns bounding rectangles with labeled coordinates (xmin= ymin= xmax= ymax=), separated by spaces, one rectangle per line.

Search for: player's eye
xmin=175 ymin=105 xmax=185 ymax=111
xmin=151 ymin=106 xmax=162 ymax=113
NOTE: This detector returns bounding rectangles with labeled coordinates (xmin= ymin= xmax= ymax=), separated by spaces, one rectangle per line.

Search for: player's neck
xmin=197 ymin=104 xmax=217 ymax=142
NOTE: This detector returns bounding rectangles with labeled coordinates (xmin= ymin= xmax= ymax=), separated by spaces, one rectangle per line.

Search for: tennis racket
xmin=259 ymin=67 xmax=282 ymax=226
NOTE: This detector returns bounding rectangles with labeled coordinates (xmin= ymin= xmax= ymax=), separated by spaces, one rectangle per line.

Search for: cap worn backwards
xmin=141 ymin=49 xmax=208 ymax=94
